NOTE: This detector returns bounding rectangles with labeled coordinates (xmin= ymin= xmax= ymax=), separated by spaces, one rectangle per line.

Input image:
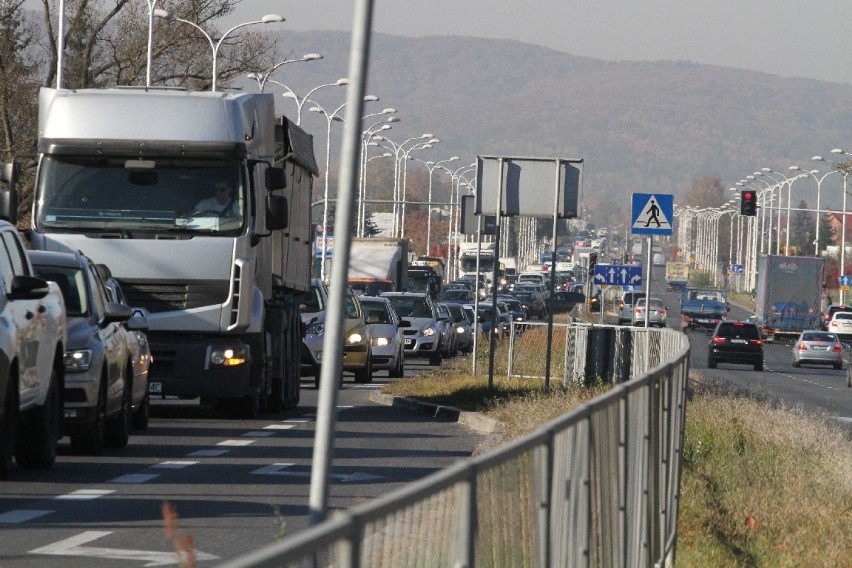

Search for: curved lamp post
xmin=309 ymin=95 xmax=380 ymax=281
xmin=437 ymin=163 xmax=476 ymax=281
xmin=789 ymin=163 xmax=837 ymax=255
xmin=247 ymin=53 xmax=324 ymax=92
xmin=357 ymin=113 xmax=399 ymax=236
xmin=154 ymin=9 xmax=284 ymax=91
xmin=412 ymin=156 xmax=459 ymax=255
xmin=266 ymin=78 xmax=348 ymax=125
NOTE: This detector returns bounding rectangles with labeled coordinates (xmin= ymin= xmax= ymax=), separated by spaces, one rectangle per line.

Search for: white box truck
xmin=27 ymin=87 xmax=318 ymax=416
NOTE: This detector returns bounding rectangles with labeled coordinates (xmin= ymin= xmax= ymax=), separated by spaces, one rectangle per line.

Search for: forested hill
xmin=266 ymin=30 xmax=852 ymax=226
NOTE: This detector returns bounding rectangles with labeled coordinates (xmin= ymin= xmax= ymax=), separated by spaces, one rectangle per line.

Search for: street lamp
xmin=145 ymin=0 xmax=160 ymax=87
xmin=814 ymin=151 xmax=852 ymax=303
xmin=309 ymin=95 xmax=380 ymax=281
xmin=266 ymin=78 xmax=349 ymax=125
xmin=789 ymin=163 xmax=837 ymax=256
xmin=154 ymin=9 xmax=285 ymax=92
xmin=412 ymin=156 xmax=459 ymax=255
xmin=357 ymin=113 xmax=399 ymax=236
xmin=247 ymin=53 xmax=324 ymax=92
xmin=437 ymin=163 xmax=476 ymax=281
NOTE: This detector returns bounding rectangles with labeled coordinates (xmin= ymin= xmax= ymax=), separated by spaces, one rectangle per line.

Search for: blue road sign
xmin=631 ymin=193 xmax=674 ymax=236
xmin=730 ymin=264 xmax=744 ymax=274
xmin=594 ymin=264 xmax=643 ymax=286
xmin=840 ymin=275 xmax=851 ymax=287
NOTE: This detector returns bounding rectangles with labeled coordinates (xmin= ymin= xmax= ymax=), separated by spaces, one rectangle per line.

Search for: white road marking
xmin=251 ymin=463 xmax=383 ymax=482
xmin=109 ymin=473 xmax=160 ymax=484
xmin=151 ymin=461 xmax=198 ymax=469
xmin=262 ymin=424 xmax=295 ymax=430
xmin=0 ymin=510 xmax=53 ymax=523
xmin=217 ymin=439 xmax=254 ymax=446
xmin=56 ymin=489 xmax=115 ymax=500
xmin=29 ymin=530 xmax=219 ymax=566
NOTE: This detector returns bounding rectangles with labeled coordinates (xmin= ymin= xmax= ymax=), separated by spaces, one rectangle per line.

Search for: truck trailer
xmin=28 ymin=87 xmax=318 ymax=416
xmin=755 ymin=255 xmax=824 ymax=342
xmin=347 ymin=237 xmax=409 ymax=295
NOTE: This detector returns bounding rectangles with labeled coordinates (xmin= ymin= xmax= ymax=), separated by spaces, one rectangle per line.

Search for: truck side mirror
xmin=266 ymin=195 xmax=288 ymax=230
xmin=265 ymin=167 xmax=286 ymax=191
xmin=0 ymin=161 xmax=19 ymax=224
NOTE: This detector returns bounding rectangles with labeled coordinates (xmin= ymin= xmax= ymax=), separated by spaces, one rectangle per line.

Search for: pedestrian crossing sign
xmin=631 ymin=193 xmax=673 ymax=235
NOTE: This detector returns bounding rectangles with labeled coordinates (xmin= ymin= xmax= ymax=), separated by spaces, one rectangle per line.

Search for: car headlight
xmin=209 ymin=345 xmax=248 ymax=367
xmin=455 ymin=325 xmax=466 ymax=334
xmin=346 ymin=332 xmax=365 ymax=345
xmin=421 ymin=325 xmax=436 ymax=337
xmin=371 ymin=336 xmax=391 ymax=347
xmin=64 ymin=349 xmax=92 ymax=372
xmin=306 ymin=322 xmax=324 ymax=336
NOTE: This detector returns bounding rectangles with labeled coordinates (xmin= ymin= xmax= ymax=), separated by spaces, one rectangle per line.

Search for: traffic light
xmin=740 ymin=190 xmax=757 ymax=216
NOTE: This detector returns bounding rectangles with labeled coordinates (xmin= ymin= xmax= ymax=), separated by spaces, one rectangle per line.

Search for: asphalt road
xmin=0 ymin=361 xmax=487 ymax=567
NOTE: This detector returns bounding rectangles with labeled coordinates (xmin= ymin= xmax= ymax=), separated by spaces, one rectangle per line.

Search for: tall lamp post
xmin=412 ymin=156 xmax=459 ymax=255
xmin=358 ymin=114 xmax=400 ymax=236
xmin=789 ymin=163 xmax=836 ymax=256
xmin=266 ymin=78 xmax=348 ymax=125
xmin=145 ymin=0 xmax=160 ymax=87
xmin=246 ymin=53 xmax=324 ymax=92
xmin=818 ymin=150 xmax=852 ymax=303
xmin=309 ymin=95 xmax=380 ymax=281
xmin=438 ymin=163 xmax=476 ymax=281
xmin=154 ymin=9 xmax=285 ymax=92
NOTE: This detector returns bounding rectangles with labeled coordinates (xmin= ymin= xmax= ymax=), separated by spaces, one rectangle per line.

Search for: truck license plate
xmin=149 ymin=382 xmax=163 ymax=394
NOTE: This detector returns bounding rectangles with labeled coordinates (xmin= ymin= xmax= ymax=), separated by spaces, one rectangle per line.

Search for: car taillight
xmin=834 ymin=343 xmax=843 ymax=352
xmin=750 ymin=339 xmax=763 ymax=346
xmin=798 ymin=343 xmax=808 ymax=351
xmin=831 ymin=321 xmax=838 ymax=327
xmin=660 ymin=309 xmax=666 ymax=315
xmin=712 ymin=337 xmax=727 ymax=344
xmin=683 ymin=315 xmax=693 ymax=322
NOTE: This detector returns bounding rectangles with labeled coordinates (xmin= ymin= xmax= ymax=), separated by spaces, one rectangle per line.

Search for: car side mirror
xmin=399 ymin=319 xmax=411 ymax=328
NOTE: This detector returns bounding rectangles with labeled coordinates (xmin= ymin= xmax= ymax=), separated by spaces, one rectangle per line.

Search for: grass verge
xmin=383 ymin=360 xmax=851 ymax=567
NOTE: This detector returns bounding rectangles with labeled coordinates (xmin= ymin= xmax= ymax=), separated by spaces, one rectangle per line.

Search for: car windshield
xmin=33 ymin=265 xmax=89 ymax=317
xmin=361 ymin=301 xmax=392 ymax=324
xmin=387 ymin=296 xmax=432 ymax=318
xmin=637 ymin=298 xmax=663 ymax=308
xmin=801 ymin=332 xmax=837 ymax=342
xmin=35 ymin=156 xmax=245 ymax=235
xmin=834 ymin=312 xmax=852 ymax=321
xmin=717 ymin=323 xmax=760 ymax=339
xmin=514 ymin=292 xmax=534 ymax=301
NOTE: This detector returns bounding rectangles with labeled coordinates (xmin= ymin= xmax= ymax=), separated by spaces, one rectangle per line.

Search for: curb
xmin=369 ymin=391 xmax=504 ymax=435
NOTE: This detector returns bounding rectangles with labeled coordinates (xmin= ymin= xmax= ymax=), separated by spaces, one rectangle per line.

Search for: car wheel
xmin=72 ymin=373 xmax=107 ymax=455
xmin=132 ymin=391 xmax=150 ymax=430
xmin=16 ymin=366 xmax=61 ymax=469
xmin=707 ymin=355 xmax=717 ymax=369
xmin=429 ymin=352 xmax=443 ymax=366
xmin=833 ymin=362 xmax=842 ymax=370
xmin=354 ymin=354 xmax=373 ymax=384
xmin=0 ymin=373 xmax=19 ymax=479
xmin=389 ymin=350 xmax=404 ymax=378
xmin=792 ymin=359 xmax=800 ymax=368
xmin=105 ymin=374 xmax=132 ymax=449
xmin=313 ymin=364 xmax=321 ymax=390
xmin=754 ymin=360 xmax=764 ymax=371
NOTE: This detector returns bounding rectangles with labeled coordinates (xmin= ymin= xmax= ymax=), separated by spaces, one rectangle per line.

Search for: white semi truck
xmin=28 ymin=87 xmax=318 ymax=417
xmin=457 ymin=240 xmax=497 ymax=281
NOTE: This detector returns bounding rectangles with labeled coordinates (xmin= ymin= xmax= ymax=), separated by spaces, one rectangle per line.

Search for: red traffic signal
xmin=740 ymin=190 xmax=757 ymax=216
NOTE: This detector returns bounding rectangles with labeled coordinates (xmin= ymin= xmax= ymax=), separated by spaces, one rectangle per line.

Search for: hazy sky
xmin=235 ymin=0 xmax=852 ymax=85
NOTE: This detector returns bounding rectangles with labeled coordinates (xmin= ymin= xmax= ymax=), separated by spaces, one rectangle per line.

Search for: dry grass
xmin=383 ymin=360 xmax=852 ymax=567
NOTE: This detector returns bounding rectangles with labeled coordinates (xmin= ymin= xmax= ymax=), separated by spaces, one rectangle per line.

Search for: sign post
xmin=631 ymin=193 xmax=674 ymax=327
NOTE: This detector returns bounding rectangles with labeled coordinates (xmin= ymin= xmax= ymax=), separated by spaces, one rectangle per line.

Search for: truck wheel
xmin=354 ymin=355 xmax=373 ymax=384
xmin=105 ymin=373 xmax=132 ymax=449
xmin=72 ymin=373 xmax=107 ymax=455
xmin=0 ymin=373 xmax=19 ymax=480
xmin=15 ymin=367 xmax=60 ymax=469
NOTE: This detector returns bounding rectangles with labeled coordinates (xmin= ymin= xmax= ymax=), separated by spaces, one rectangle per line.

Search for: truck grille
xmin=121 ymin=280 xmax=230 ymax=313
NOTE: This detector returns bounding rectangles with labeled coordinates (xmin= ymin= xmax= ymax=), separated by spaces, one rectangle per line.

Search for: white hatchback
xmin=827 ymin=311 xmax=852 ymax=339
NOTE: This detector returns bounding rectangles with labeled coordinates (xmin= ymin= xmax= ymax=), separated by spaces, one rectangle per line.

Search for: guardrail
xmin=220 ymin=325 xmax=689 ymax=568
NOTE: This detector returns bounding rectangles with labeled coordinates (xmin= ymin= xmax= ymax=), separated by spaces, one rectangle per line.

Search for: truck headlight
xmin=64 ymin=349 xmax=92 ymax=372
xmin=455 ymin=325 xmax=466 ymax=334
xmin=209 ymin=345 xmax=248 ymax=367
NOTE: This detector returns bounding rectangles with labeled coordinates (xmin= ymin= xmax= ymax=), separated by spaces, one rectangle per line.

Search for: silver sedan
xmin=791 ymin=331 xmax=843 ymax=370
xmin=359 ymin=296 xmax=406 ymax=378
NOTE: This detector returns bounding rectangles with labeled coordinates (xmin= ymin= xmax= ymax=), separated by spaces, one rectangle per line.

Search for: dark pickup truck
xmin=681 ymin=287 xmax=728 ymax=331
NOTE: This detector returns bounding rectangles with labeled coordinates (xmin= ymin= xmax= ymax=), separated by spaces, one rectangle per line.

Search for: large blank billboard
xmin=475 ymin=156 xmax=583 ymax=218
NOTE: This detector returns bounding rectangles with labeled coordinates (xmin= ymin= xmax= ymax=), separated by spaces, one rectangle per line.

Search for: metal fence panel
xmin=219 ymin=327 xmax=689 ymax=568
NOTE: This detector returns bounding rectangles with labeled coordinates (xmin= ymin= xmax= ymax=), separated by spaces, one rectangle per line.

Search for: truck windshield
xmin=460 ymin=257 xmax=495 ymax=272
xmin=35 ymin=156 xmax=245 ymax=235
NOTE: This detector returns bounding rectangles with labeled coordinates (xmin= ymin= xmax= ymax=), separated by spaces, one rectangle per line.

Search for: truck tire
xmin=15 ymin=367 xmax=60 ymax=469
xmin=0 ymin=372 xmax=19 ymax=480
xmin=105 ymin=369 xmax=132 ymax=449
xmin=71 ymin=372 xmax=107 ymax=455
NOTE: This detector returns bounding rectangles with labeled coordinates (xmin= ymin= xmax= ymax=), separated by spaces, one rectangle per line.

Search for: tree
xmin=362 ymin=213 xmax=381 ymax=237
xmin=681 ymin=175 xmax=726 ymax=208
xmin=0 ymin=0 xmax=39 ymax=160
xmin=788 ymin=199 xmax=814 ymax=256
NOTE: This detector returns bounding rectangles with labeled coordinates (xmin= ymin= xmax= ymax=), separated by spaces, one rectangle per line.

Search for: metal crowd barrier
xmin=220 ymin=325 xmax=689 ymax=568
